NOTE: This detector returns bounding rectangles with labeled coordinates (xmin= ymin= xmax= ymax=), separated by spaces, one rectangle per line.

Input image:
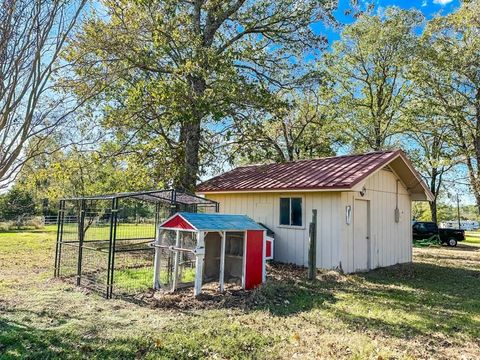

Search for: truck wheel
xmin=447 ymin=238 xmax=457 ymax=247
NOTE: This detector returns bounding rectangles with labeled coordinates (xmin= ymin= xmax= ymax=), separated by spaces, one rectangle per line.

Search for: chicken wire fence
xmin=153 ymin=230 xmax=199 ymax=292
xmin=53 ymin=190 xmax=218 ymax=299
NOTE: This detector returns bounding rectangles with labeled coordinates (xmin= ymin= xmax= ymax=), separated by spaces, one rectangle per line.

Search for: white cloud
xmin=433 ymin=0 xmax=454 ymax=5
xmin=422 ymin=0 xmax=428 ymax=7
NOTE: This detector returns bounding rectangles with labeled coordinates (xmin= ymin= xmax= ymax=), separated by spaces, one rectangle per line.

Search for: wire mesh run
xmin=153 ymin=230 xmax=198 ymax=292
xmin=54 ymin=190 xmax=218 ymax=298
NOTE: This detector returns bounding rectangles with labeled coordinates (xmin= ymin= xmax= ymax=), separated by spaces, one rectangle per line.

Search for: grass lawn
xmin=60 ymin=222 xmax=156 ymax=242
xmin=1 ymin=229 xmax=480 ymax=359
xmin=465 ymin=232 xmax=480 ymax=247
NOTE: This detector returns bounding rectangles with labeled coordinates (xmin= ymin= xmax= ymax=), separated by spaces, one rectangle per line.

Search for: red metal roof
xmin=197 ymin=150 xmax=406 ymax=193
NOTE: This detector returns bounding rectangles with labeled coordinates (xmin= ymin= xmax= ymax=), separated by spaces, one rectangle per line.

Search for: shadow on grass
xmin=0 ymin=318 xmax=154 ymax=359
xmin=252 ymin=274 xmax=338 ymax=316
xmin=333 ymin=262 xmax=479 ymax=338
xmin=0 ymin=313 xmax=274 ymax=359
xmin=51 ymin=257 xmax=480 ymax=345
xmin=442 ymin=243 xmax=480 ymax=252
xmin=251 ymin=261 xmax=480 ymax=341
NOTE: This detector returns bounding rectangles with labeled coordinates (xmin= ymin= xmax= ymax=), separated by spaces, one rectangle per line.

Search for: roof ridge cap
xmin=237 ymin=149 xmax=401 ymax=167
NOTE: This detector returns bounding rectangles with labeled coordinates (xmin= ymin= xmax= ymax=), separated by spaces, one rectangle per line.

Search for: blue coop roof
xmin=160 ymin=212 xmax=265 ymax=231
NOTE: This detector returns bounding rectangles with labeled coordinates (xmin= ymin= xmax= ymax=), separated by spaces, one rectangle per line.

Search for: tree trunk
xmin=179 ymin=117 xmax=202 ymax=192
xmin=177 ymin=75 xmax=206 ymax=192
xmin=429 ymin=168 xmax=438 ymax=223
xmin=465 ymin=91 xmax=480 ymax=214
xmin=429 ymin=200 xmax=437 ymax=224
xmin=465 ymin=154 xmax=480 ymax=214
xmin=373 ymin=118 xmax=383 ymax=150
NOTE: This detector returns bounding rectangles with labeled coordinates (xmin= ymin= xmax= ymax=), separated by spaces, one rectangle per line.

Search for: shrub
xmin=0 ymin=188 xmax=37 ymax=220
xmin=24 ymin=216 xmax=45 ymax=229
xmin=0 ymin=221 xmax=14 ymax=231
xmin=0 ymin=216 xmax=44 ymax=231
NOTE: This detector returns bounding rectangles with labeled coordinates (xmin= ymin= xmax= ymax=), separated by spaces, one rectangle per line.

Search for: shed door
xmin=354 ymin=199 xmax=370 ymax=272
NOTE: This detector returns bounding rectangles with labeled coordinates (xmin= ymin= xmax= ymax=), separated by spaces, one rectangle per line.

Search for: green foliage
xmin=7 ymin=2 xmax=480 ymax=215
xmin=413 ymin=201 xmax=479 ymax=223
xmin=410 ymin=1 xmax=480 ymax=209
xmin=402 ymin=111 xmax=458 ymax=222
xmin=64 ymin=0 xmax=337 ymax=190
xmin=412 ymin=202 xmax=431 ymax=222
xmin=228 ymin=92 xmax=342 ymax=164
xmin=323 ymin=7 xmax=424 ymax=151
xmin=0 ymin=188 xmax=37 ymax=220
xmin=14 ymin=138 xmax=161 ymax=213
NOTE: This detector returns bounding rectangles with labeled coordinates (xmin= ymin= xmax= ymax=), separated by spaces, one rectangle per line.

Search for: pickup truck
xmin=412 ymin=221 xmax=465 ymax=247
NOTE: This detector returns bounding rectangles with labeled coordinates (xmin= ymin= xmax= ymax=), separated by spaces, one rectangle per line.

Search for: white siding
xmin=205 ymin=192 xmax=342 ymax=269
xmin=204 ymin=168 xmax=412 ymax=273
xmin=340 ymin=169 xmax=412 ymax=273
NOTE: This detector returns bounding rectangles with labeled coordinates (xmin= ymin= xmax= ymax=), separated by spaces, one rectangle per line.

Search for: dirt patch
xmin=126 ymin=262 xmax=345 ymax=311
xmin=318 ymin=270 xmax=347 ymax=282
xmin=148 ymin=283 xmax=252 ymax=310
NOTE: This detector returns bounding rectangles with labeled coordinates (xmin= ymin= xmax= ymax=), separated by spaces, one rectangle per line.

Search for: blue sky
xmin=316 ymin=0 xmax=460 ymax=44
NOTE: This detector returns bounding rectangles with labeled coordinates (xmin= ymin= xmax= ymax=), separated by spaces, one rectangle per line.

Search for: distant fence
xmin=44 ymin=215 xmax=60 ymax=225
xmin=439 ymin=220 xmax=479 ymax=231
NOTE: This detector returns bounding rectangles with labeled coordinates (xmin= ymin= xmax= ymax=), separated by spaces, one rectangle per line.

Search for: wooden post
xmin=308 ymin=209 xmax=317 ymax=280
xmin=219 ymin=231 xmax=226 ymax=292
xmin=153 ymin=228 xmax=163 ymax=290
xmin=172 ymin=230 xmax=181 ymax=291
xmin=194 ymin=231 xmax=205 ymax=296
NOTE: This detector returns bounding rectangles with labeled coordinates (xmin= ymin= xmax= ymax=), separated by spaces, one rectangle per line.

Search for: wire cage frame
xmin=53 ymin=189 xmax=218 ymax=299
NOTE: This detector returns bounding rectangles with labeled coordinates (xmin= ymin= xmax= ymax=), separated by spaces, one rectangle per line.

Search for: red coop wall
xmin=244 ymin=230 xmax=264 ymax=290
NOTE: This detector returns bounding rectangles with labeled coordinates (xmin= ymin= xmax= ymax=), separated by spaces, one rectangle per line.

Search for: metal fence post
xmin=106 ymin=198 xmax=119 ymax=299
xmin=76 ymin=200 xmax=86 ymax=286
xmin=54 ymin=200 xmax=65 ymax=277
xmin=170 ymin=189 xmax=177 ymax=216
xmin=308 ymin=209 xmax=317 ymax=280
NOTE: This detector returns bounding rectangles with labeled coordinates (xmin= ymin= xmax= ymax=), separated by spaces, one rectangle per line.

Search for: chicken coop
xmin=53 ymin=190 xmax=218 ymax=299
xmin=153 ymin=212 xmax=267 ymax=296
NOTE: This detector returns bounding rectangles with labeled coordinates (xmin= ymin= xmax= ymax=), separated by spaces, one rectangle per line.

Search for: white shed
xmin=197 ymin=150 xmax=433 ymax=273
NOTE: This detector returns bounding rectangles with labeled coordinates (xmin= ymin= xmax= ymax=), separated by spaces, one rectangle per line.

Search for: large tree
xmin=404 ymin=115 xmax=456 ymax=223
xmin=15 ymin=138 xmax=158 ymax=210
xmin=414 ymin=1 xmax=480 ymax=212
xmin=0 ymin=0 xmax=86 ymax=188
xmin=64 ymin=0 xmax=338 ymax=191
xmin=323 ymin=8 xmax=423 ymax=151
xmin=228 ymin=90 xmax=342 ymax=163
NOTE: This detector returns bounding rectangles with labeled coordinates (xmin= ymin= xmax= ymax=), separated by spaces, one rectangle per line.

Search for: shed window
xmin=279 ymin=197 xmax=302 ymax=227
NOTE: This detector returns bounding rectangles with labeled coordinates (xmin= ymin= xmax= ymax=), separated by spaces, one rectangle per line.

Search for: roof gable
xmin=161 ymin=214 xmax=195 ymax=230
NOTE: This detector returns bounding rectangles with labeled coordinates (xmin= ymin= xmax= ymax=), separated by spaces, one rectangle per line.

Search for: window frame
xmin=278 ymin=196 xmax=304 ymax=229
